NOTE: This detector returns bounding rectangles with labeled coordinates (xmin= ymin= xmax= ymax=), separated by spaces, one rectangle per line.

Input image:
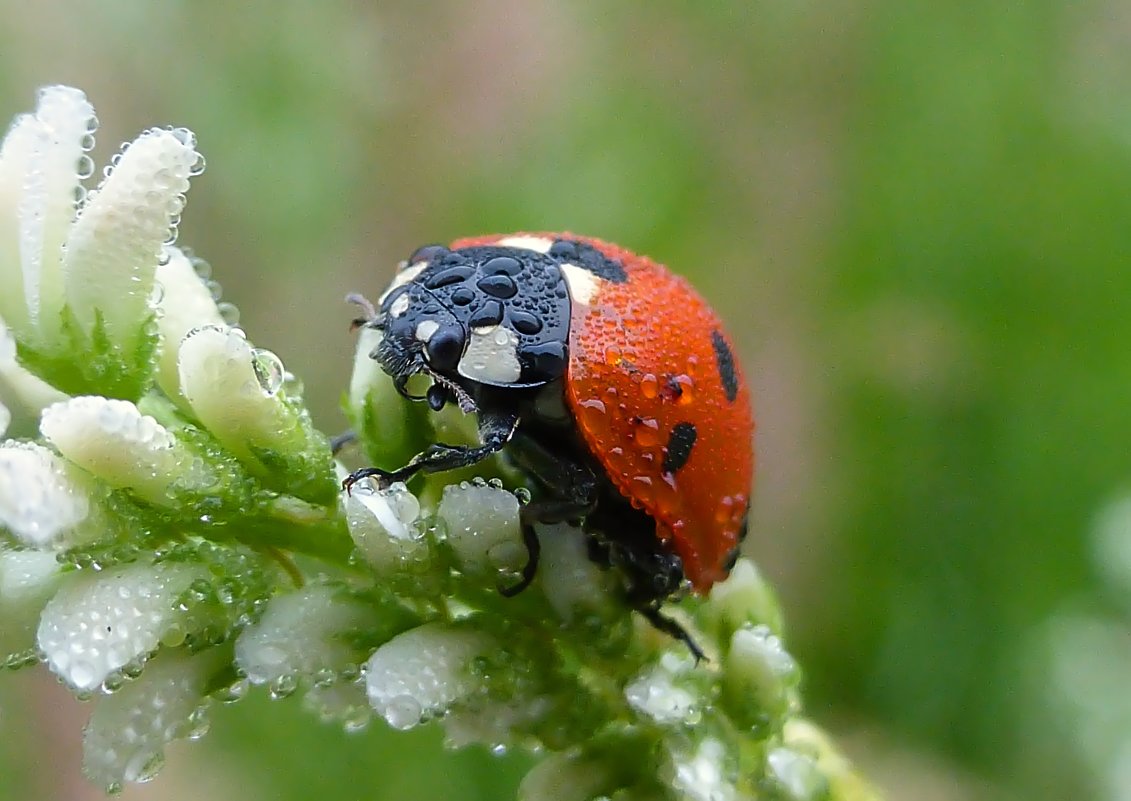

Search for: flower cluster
xmin=0 ymin=87 xmax=878 ymax=800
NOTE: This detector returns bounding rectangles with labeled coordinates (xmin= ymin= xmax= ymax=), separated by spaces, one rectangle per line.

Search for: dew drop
xmin=76 ymin=154 xmax=95 ymax=179
xmin=191 ymin=257 xmax=212 ymax=280
xmin=185 ymin=707 xmax=211 ymax=740
xmin=216 ymin=301 xmax=240 ymax=325
xmin=269 ymin=673 xmax=299 ymax=700
xmin=123 ymin=751 xmax=165 ymax=784
xmin=251 ymin=349 xmax=285 ymax=396
xmin=384 ymin=695 xmax=424 ymax=729
xmin=343 ymin=707 xmax=371 ymax=733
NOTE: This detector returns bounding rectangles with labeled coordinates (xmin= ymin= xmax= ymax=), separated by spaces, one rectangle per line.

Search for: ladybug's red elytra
xmin=345 ymin=233 xmax=754 ymax=657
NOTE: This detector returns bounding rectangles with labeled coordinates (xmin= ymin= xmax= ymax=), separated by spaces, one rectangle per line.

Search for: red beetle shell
xmin=452 ymin=233 xmax=755 ymax=591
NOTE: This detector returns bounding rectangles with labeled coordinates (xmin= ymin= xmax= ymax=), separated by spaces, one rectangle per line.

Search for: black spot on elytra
xmin=550 ymin=239 xmax=627 ymax=283
xmin=662 ymin=422 xmax=698 ymax=474
xmin=711 ymin=329 xmax=739 ymax=402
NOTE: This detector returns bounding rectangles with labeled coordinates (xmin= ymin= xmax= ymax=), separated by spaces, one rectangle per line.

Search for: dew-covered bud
xmin=664 ymin=737 xmax=738 ymax=801
xmin=62 ymin=125 xmax=202 ymax=345
xmin=766 ymin=746 xmax=829 ymax=801
xmin=344 ymin=481 xmax=431 ymax=574
xmin=0 ymin=86 xmax=96 ymax=341
xmin=82 ymin=647 xmax=225 ymax=793
xmin=234 ymin=584 xmax=380 ymax=688
xmin=153 ymin=246 xmax=224 ymax=405
xmin=37 ymin=561 xmax=209 ymax=691
xmin=0 ymin=441 xmax=94 ymax=548
xmin=365 ymin=622 xmax=496 ymax=730
xmin=0 ymin=548 xmax=61 ymax=658
xmin=177 ymin=325 xmax=334 ymax=501
xmin=346 ymin=328 xmax=421 ymax=468
xmin=721 ymin=624 xmax=799 ymax=733
xmin=40 ymin=396 xmax=212 ymax=505
xmin=625 ymin=650 xmax=702 ymax=726
xmin=436 ymin=481 xmax=525 ymax=577
xmin=698 ymin=558 xmax=785 ymax=650
xmin=536 ymin=522 xmax=617 ymax=621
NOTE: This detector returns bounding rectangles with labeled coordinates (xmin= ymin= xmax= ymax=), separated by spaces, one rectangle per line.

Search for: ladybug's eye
xmin=424 ymin=326 xmax=464 ymax=371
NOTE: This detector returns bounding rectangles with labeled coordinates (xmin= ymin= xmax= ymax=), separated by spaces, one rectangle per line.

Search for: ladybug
xmin=344 ymin=233 xmax=754 ymax=657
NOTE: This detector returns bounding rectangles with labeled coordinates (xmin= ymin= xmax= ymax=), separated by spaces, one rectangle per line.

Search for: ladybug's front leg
xmin=342 ymin=410 xmax=519 ymax=493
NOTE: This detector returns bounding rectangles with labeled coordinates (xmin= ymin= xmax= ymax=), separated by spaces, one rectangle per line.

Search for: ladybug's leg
xmin=330 ymin=430 xmax=356 ymax=456
xmin=638 ymin=605 xmax=706 ymax=663
xmin=495 ymin=430 xmax=599 ymax=597
xmin=610 ymin=532 xmax=707 ymax=661
xmin=343 ymin=410 xmax=518 ymax=492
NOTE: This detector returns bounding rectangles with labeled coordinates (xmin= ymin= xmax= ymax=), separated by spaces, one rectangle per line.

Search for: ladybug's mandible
xmin=345 ymin=233 xmax=754 ymax=657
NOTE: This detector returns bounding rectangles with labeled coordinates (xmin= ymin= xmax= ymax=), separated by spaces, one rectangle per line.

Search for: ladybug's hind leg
xmin=638 ymin=604 xmax=706 ymax=663
xmin=592 ymin=505 xmax=706 ymax=661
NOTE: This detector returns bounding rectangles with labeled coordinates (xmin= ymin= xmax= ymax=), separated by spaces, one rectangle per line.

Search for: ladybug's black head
xmin=364 ymin=243 xmax=573 ymax=414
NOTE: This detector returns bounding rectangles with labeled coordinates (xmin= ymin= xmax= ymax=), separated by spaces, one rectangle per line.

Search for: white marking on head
xmin=496 ymin=235 xmax=553 ymax=254
xmin=378 ymin=262 xmax=427 ymax=303
xmin=458 ymin=325 xmax=521 ymax=385
xmin=415 ymin=320 xmax=439 ymax=342
xmin=389 ymin=293 xmax=410 ymax=318
xmin=560 ymin=263 xmax=600 ymax=305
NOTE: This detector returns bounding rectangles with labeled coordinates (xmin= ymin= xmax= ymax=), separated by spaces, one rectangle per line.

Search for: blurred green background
xmin=3 ymin=2 xmax=1130 ymax=799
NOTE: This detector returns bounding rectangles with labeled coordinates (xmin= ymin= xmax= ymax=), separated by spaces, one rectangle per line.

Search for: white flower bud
xmin=437 ymin=482 xmax=525 ymax=575
xmin=700 ymin=558 xmax=784 ymax=646
xmin=177 ymin=325 xmax=302 ymax=472
xmin=666 ymin=737 xmax=738 ymax=801
xmin=63 ymin=125 xmax=202 ymax=344
xmin=722 ymin=624 xmax=799 ymax=731
xmin=625 ymin=651 xmax=700 ymax=725
xmin=0 ymin=441 xmax=92 ymax=548
xmin=0 ymin=86 xmax=95 ymax=340
xmin=153 ymin=246 xmax=224 ymax=405
xmin=37 ymin=561 xmax=207 ymax=691
xmin=235 ymin=584 xmax=374 ymax=686
xmin=40 ymin=396 xmax=210 ymax=505
xmin=0 ymin=115 xmax=38 ymax=333
xmin=365 ymin=623 xmax=494 ymax=730
xmin=348 ymin=327 xmax=385 ymax=415
xmin=0 ymin=549 xmax=62 ymax=656
xmin=0 ymin=400 xmax=8 ymax=438
xmin=766 ymin=746 xmax=827 ymax=801
xmin=536 ymin=522 xmax=616 ymax=621
xmin=83 ymin=647 xmax=224 ymax=792
xmin=344 ymin=481 xmax=430 ymax=573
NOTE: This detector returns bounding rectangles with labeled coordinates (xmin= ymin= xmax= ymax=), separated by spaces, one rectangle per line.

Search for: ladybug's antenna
xmin=345 ymin=292 xmax=381 ymax=331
